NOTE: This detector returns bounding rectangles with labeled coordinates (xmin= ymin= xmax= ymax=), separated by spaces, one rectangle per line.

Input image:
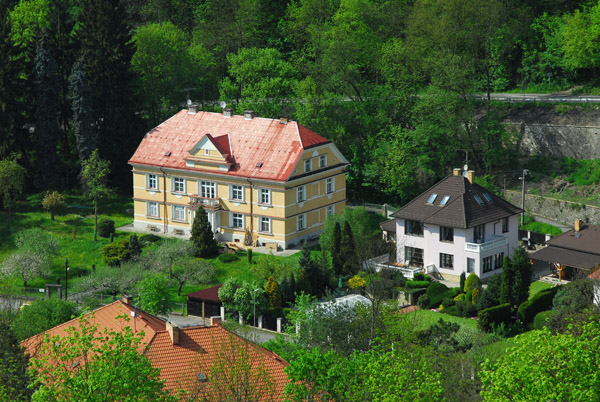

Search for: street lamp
xmin=519 ymin=169 xmax=529 ymax=225
xmin=253 ymin=288 xmax=260 ymax=340
xmin=65 ymin=258 xmax=69 ymax=300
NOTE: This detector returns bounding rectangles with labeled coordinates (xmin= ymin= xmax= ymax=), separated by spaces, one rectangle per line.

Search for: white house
xmin=392 ymin=169 xmax=522 ymax=280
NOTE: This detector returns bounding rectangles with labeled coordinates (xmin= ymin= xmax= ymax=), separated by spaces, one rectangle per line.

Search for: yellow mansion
xmin=128 ymin=107 xmax=349 ymax=250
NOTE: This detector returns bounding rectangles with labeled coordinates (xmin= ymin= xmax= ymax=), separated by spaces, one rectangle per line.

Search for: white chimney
xmin=166 ymin=321 xmax=180 ymax=345
xmin=243 ymin=110 xmax=255 ymax=120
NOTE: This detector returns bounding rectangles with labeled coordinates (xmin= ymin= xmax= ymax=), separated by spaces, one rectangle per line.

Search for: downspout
xmin=246 ymin=177 xmax=253 ymax=244
xmin=160 ymin=167 xmax=168 ymax=234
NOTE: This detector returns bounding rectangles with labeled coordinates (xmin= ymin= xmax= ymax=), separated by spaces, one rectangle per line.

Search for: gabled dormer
xmin=186 ymin=133 xmax=233 ymax=172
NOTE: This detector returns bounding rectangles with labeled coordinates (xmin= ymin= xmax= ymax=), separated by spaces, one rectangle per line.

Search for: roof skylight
xmin=440 ymin=195 xmax=450 ymax=206
xmin=427 ymin=193 xmax=438 ymax=204
xmin=474 ymin=195 xmax=484 ymax=205
xmin=483 ymin=193 xmax=493 ymax=203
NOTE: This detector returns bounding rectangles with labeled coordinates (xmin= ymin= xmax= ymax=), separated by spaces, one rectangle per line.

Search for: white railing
xmin=465 ymin=236 xmax=507 ymax=253
xmin=189 ymin=197 xmax=221 ymax=209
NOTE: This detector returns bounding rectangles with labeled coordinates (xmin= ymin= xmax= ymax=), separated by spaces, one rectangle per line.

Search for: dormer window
xmin=427 ymin=193 xmax=438 ymax=204
xmin=319 ymin=155 xmax=327 ymax=168
xmin=304 ymin=159 xmax=312 ymax=173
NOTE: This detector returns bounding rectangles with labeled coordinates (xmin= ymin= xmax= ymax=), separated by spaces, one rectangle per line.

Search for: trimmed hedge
xmin=478 ymin=303 xmax=513 ymax=332
xmin=426 ymin=282 xmax=448 ymax=296
xmin=517 ymin=286 xmax=560 ymax=323
xmin=428 ymin=288 xmax=460 ymax=309
xmin=98 ymin=218 xmax=115 ymax=238
xmin=533 ymin=310 xmax=556 ymax=330
xmin=413 ymin=272 xmax=431 ymax=282
xmin=406 ymin=280 xmax=431 ymax=289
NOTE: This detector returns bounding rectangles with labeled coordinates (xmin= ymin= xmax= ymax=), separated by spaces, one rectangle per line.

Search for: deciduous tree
xmin=136 ymin=273 xmax=173 ymax=316
xmin=0 ymin=321 xmax=31 ymax=402
xmin=11 ymin=297 xmax=78 ymax=342
xmin=42 ymin=190 xmax=64 ymax=220
xmin=81 ymin=150 xmax=111 ymax=241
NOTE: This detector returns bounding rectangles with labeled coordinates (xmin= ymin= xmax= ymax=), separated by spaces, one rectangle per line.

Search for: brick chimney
xmin=210 ymin=316 xmax=222 ymax=326
xmin=575 ymin=219 xmax=583 ymax=232
xmin=121 ymin=294 xmax=133 ymax=305
xmin=279 ymin=115 xmax=289 ymax=124
xmin=467 ymin=170 xmax=475 ymax=184
xmin=453 ymin=168 xmax=461 ymax=176
xmin=166 ymin=321 xmax=180 ymax=345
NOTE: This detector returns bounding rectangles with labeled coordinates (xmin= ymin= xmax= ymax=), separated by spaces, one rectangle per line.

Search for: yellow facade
xmin=131 ymin=145 xmax=347 ymax=249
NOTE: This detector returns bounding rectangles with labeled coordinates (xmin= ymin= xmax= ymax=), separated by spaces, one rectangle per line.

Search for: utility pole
xmin=520 ymin=169 xmax=529 ymax=225
xmin=65 ymin=257 xmax=69 ymax=300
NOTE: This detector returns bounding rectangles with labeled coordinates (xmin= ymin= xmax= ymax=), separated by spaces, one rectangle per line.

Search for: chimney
xmin=243 ymin=110 xmax=255 ymax=120
xmin=279 ymin=115 xmax=289 ymax=124
xmin=467 ymin=170 xmax=475 ymax=184
xmin=121 ymin=294 xmax=133 ymax=305
xmin=210 ymin=316 xmax=222 ymax=326
xmin=166 ymin=321 xmax=180 ymax=345
xmin=575 ymin=219 xmax=583 ymax=232
xmin=223 ymin=108 xmax=233 ymax=118
xmin=188 ymin=103 xmax=198 ymax=114
xmin=453 ymin=168 xmax=461 ymax=176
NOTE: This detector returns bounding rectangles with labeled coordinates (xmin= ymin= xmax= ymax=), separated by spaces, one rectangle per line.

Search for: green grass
xmin=404 ymin=308 xmax=480 ymax=332
xmin=529 ymin=281 xmax=553 ymax=300
xmin=519 ymin=215 xmax=562 ymax=236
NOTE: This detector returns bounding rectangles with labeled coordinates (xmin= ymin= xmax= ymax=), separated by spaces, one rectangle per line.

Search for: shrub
xmin=533 ymin=310 xmax=556 ymax=330
xmin=417 ymin=294 xmax=430 ymax=309
xmin=517 ymin=286 xmax=560 ymax=323
xmin=406 ymin=280 xmax=431 ymax=289
xmin=98 ymin=218 xmax=115 ymax=238
xmin=413 ymin=272 xmax=431 ymax=282
xmin=456 ymin=300 xmax=478 ymax=318
xmin=464 ymin=273 xmax=482 ymax=293
xmin=102 ymin=240 xmax=130 ymax=266
xmin=478 ymin=303 xmax=513 ymax=332
xmin=459 ymin=272 xmax=466 ymax=292
xmin=471 ymin=288 xmax=479 ymax=304
xmin=427 ymin=287 xmax=460 ymax=309
xmin=426 ymin=282 xmax=449 ymax=297
xmin=139 ymin=234 xmax=161 ymax=244
xmin=442 ymin=297 xmax=455 ymax=308
xmin=218 ymin=253 xmax=238 ymax=263
xmin=248 ymin=248 xmax=253 ymax=263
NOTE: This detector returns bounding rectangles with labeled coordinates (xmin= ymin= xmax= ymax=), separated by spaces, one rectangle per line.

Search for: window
xmin=494 ymin=252 xmax=504 ymax=269
xmin=483 ymin=193 xmax=493 ymax=203
xmin=173 ymin=177 xmax=185 ymax=193
xmin=502 ymin=217 xmax=508 ymax=233
xmin=297 ymin=214 xmax=306 ymax=231
xmin=440 ymin=195 xmax=450 ymax=206
xmin=259 ymin=188 xmax=271 ymax=205
xmin=147 ymin=202 xmax=159 ymax=218
xmin=173 ymin=205 xmax=186 ymax=221
xmin=405 ymin=220 xmax=423 ymax=236
xmin=319 ymin=155 xmax=327 ymax=168
xmin=405 ymin=247 xmax=424 ymax=267
xmin=297 ymin=186 xmax=305 ymax=202
xmin=473 ymin=224 xmax=485 ymax=243
xmin=326 ymin=205 xmax=334 ymax=216
xmin=200 ymin=181 xmax=216 ymax=198
xmin=427 ymin=193 xmax=438 ymax=204
xmin=474 ymin=195 xmax=484 ymax=206
xmin=231 ymin=185 xmax=244 ymax=201
xmin=440 ymin=253 xmax=454 ymax=269
xmin=304 ymin=159 xmax=312 ymax=172
xmin=260 ymin=217 xmax=271 ymax=233
xmin=483 ymin=256 xmax=493 ymax=273
xmin=326 ymin=178 xmax=334 ymax=194
xmin=467 ymin=258 xmax=475 ymax=273
xmin=232 ymin=213 xmax=244 ymax=229
xmin=147 ymin=174 xmax=158 ymax=190
xmin=439 ymin=226 xmax=454 ymax=242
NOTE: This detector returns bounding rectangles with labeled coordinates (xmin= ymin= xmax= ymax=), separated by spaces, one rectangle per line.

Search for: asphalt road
xmin=481 ymin=93 xmax=600 ymax=103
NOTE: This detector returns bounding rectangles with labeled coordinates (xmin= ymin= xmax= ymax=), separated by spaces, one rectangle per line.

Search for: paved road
xmin=480 ymin=93 xmax=600 ymax=103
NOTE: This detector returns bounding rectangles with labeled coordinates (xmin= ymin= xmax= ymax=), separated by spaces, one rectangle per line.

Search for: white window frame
xmin=200 ymin=181 xmax=217 ymax=198
xmin=260 ymin=217 xmax=271 ymax=233
xmin=319 ymin=154 xmax=327 ymax=169
xmin=230 ymin=184 xmax=244 ymax=201
xmin=259 ymin=188 xmax=271 ymax=205
xmin=297 ymin=214 xmax=306 ymax=231
xmin=147 ymin=202 xmax=159 ymax=218
xmin=326 ymin=205 xmax=334 ymax=216
xmin=326 ymin=177 xmax=334 ymax=194
xmin=147 ymin=174 xmax=158 ymax=190
xmin=304 ymin=159 xmax=312 ymax=173
xmin=232 ymin=213 xmax=244 ymax=229
xmin=172 ymin=177 xmax=185 ymax=193
xmin=297 ymin=186 xmax=305 ymax=203
xmin=172 ymin=205 xmax=186 ymax=222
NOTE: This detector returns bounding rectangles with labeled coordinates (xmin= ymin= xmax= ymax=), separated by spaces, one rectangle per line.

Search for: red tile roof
xmin=129 ymin=110 xmax=331 ymax=182
xmin=186 ymin=284 xmax=222 ymax=302
xmin=23 ymin=300 xmax=289 ymax=400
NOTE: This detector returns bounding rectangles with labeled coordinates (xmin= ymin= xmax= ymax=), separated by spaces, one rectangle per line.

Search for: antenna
xmin=219 ymin=101 xmax=227 ymax=109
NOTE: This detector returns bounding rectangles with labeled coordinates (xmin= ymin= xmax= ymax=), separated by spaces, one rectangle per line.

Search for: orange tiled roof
xmin=22 ymin=300 xmax=289 ymax=400
xmin=128 ymin=110 xmax=331 ymax=182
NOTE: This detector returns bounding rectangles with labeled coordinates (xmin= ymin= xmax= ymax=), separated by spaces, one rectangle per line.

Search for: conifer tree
xmin=340 ymin=221 xmax=358 ymax=276
xmin=289 ymin=271 xmax=296 ymax=303
xmin=500 ymin=256 xmax=515 ymax=306
xmin=191 ymin=206 xmax=219 ymax=258
xmin=69 ymin=56 xmax=96 ymax=165
xmin=299 ymin=242 xmax=325 ymax=297
xmin=295 ymin=268 xmax=312 ymax=296
xmin=331 ymin=222 xmax=343 ymax=276
xmin=511 ymin=246 xmax=533 ymax=307
xmin=265 ymin=276 xmax=282 ymax=311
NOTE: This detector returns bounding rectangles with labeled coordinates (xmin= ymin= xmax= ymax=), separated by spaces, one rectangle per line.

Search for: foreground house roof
xmin=23 ymin=300 xmax=289 ymax=399
xmin=128 ymin=110 xmax=333 ymax=182
xmin=532 ymin=222 xmax=600 ymax=270
xmin=392 ymin=172 xmax=522 ymax=228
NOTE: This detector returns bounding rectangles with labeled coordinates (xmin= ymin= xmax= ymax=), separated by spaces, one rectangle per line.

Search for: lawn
xmin=529 ymin=281 xmax=553 ymax=300
xmin=404 ymin=308 xmax=480 ymax=332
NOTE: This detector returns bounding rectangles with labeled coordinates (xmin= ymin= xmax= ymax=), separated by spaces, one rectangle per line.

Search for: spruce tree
xmin=69 ymin=56 xmax=96 ymax=165
xmin=34 ymin=29 xmax=60 ymax=189
xmin=191 ymin=206 xmax=218 ymax=258
xmin=459 ymin=272 xmax=466 ymax=292
xmin=265 ymin=276 xmax=282 ymax=311
xmin=295 ymin=268 xmax=312 ymax=296
xmin=289 ymin=272 xmax=296 ymax=303
xmin=331 ymin=222 xmax=343 ymax=276
xmin=340 ymin=221 xmax=358 ymax=276
xmin=299 ymin=242 xmax=323 ymax=297
xmin=500 ymin=256 xmax=515 ymax=306
xmin=511 ymin=246 xmax=532 ymax=306
xmin=0 ymin=321 xmax=31 ymax=401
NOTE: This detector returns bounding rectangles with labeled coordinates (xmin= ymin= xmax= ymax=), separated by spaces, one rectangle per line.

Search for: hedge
xmin=413 ymin=272 xmax=431 ymax=282
xmin=406 ymin=280 xmax=431 ymax=289
xmin=533 ymin=310 xmax=556 ymax=330
xmin=478 ymin=303 xmax=513 ymax=332
xmin=517 ymin=286 xmax=560 ymax=323
xmin=102 ymin=240 xmax=130 ymax=266
xmin=428 ymin=288 xmax=460 ymax=309
xmin=98 ymin=218 xmax=115 ymax=238
xmin=426 ymin=282 xmax=448 ymax=296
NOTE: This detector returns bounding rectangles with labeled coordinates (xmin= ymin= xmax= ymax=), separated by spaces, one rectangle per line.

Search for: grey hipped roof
xmin=391 ymin=173 xmax=522 ymax=229
xmin=531 ymin=223 xmax=600 ymax=270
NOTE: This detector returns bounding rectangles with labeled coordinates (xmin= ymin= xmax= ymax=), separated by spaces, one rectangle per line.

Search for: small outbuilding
xmin=186 ymin=285 xmax=223 ymax=318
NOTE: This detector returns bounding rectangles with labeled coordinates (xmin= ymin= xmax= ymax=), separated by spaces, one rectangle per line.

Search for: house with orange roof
xmin=128 ymin=106 xmax=349 ymax=250
xmin=23 ymin=297 xmax=290 ymax=400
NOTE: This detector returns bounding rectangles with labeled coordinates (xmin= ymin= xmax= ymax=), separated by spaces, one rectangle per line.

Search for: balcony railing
xmin=189 ymin=196 xmax=221 ymax=210
xmin=465 ymin=235 xmax=507 ymax=253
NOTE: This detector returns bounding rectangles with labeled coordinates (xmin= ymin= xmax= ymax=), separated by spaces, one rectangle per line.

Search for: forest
xmin=1 ymin=0 xmax=600 ymax=203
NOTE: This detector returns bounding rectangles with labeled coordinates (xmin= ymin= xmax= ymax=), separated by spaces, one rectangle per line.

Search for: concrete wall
xmin=504 ymin=190 xmax=600 ymax=226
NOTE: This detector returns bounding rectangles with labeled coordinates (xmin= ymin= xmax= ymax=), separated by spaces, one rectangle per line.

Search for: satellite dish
xmin=219 ymin=101 xmax=227 ymax=109
xmin=187 ymin=99 xmax=192 ymax=106
xmin=463 ymin=164 xmax=469 ymax=171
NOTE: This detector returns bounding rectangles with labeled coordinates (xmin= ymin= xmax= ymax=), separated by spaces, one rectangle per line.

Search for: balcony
xmin=189 ymin=196 xmax=221 ymax=211
xmin=465 ymin=235 xmax=507 ymax=253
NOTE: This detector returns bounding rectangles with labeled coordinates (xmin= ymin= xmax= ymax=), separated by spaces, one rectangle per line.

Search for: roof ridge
xmin=295 ymin=121 xmax=304 ymax=148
